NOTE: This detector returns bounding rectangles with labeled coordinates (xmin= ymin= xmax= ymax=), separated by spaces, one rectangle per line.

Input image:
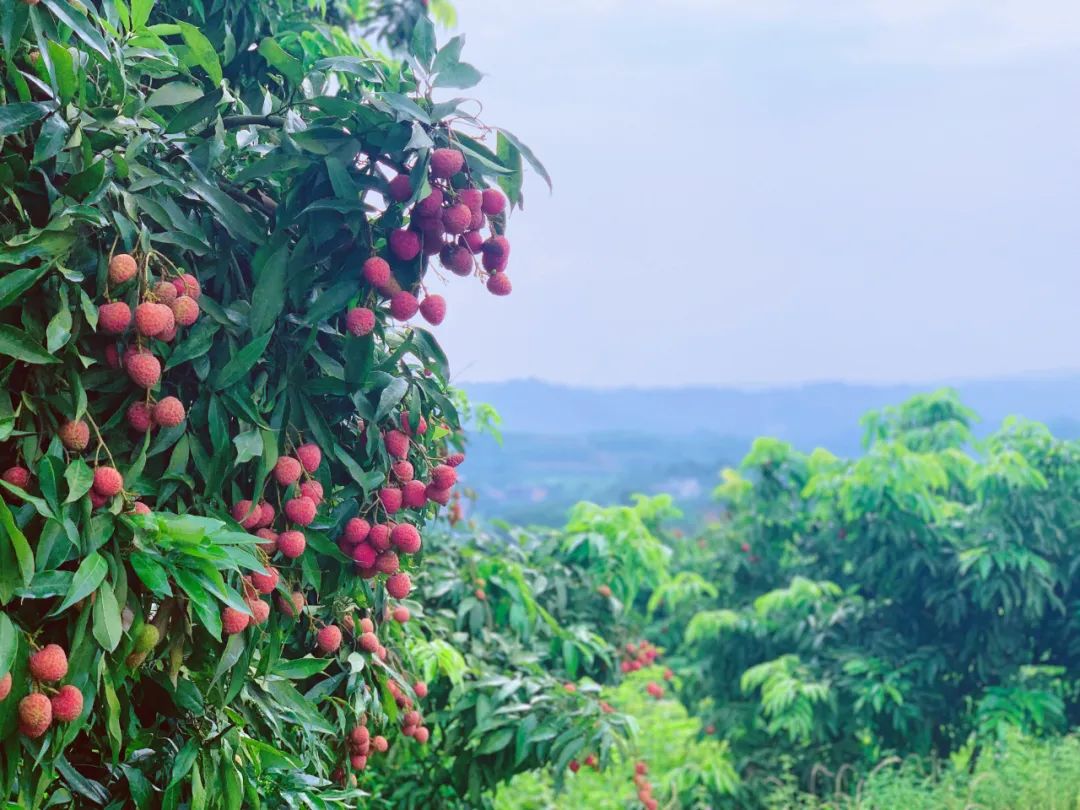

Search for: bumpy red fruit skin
xmin=389 ymin=229 xmax=421 ymax=261
xmin=392 ymin=461 xmax=414 ymax=482
xmin=441 ymin=203 xmax=471 ymax=235
xmin=29 ymin=644 xmax=68 ymax=683
xmin=386 ymin=572 xmax=411 ymax=599
xmin=255 ymin=528 xmax=278 ymax=555
xmin=368 ymin=524 xmax=392 ymax=551
xmin=440 ymin=244 xmax=474 ymax=276
xmin=0 ymin=672 xmax=11 ymax=701
xmin=277 ymin=530 xmax=306 ymax=558
xmin=135 ymin=302 xmax=173 ymax=337
xmin=127 ymin=402 xmax=154 ymax=433
xmin=351 ymin=542 xmax=377 ymax=568
xmin=153 ymin=280 xmax=178 ymax=303
xmin=399 ymin=411 xmax=427 ymax=436
xmin=132 ymin=502 xmax=152 ymax=515
xmin=414 ymin=188 xmax=444 ymax=218
xmin=383 ymin=430 xmax=409 ymax=459
xmin=458 ymin=188 xmax=482 ymax=213
xmin=362 ymin=257 xmax=391 ymax=288
xmin=487 ymin=272 xmax=512 ymax=296
xmin=173 ymin=273 xmax=201 ymax=299
xmin=316 ymin=625 xmax=342 ymax=654
xmin=402 ymin=480 xmax=427 ymax=509
xmin=222 ymin=607 xmax=250 ymax=635
xmin=257 ymin=502 xmax=275 ymax=528
xmin=343 ymin=517 xmax=370 ymax=545
xmin=248 ymin=598 xmax=270 ymax=624
xmin=392 ymin=606 xmax=410 ymax=624
xmin=359 ymin=617 xmax=375 ymax=634
xmin=373 ymin=735 xmax=389 ymax=752
xmin=430 ymin=148 xmax=465 ymax=179
xmin=93 ymin=466 xmax=123 ymax=498
xmin=299 ymin=480 xmax=323 ymax=504
xmin=19 ymin=693 xmax=52 ymax=738
xmin=426 ymin=485 xmax=452 ymax=506
xmin=431 ymin=464 xmax=458 ymax=490
xmin=569 ymin=760 xmax=580 ymax=773
xmin=419 ymin=295 xmax=446 ymax=326
xmin=51 ymin=685 xmax=83 ymax=723
xmin=388 ymin=174 xmax=413 ymax=203
xmin=389 ymin=291 xmax=419 ymax=321
xmin=446 ymin=452 xmax=466 ymax=467
xmin=171 ymin=295 xmax=200 ymax=327
xmin=379 ymin=487 xmax=403 ymax=514
xmin=285 ymin=496 xmax=317 ymax=526
xmin=391 ymin=523 xmax=422 ymax=554
xmin=153 ymin=396 xmax=186 ymax=427
xmin=482 ymin=235 xmax=511 ymax=268
xmin=414 ymin=681 xmax=428 ymax=698
xmin=481 ymin=188 xmax=507 ymax=216
xmin=109 ymin=253 xmax=138 ymax=284
xmin=278 ymin=591 xmax=305 ymax=617
xmin=359 ymin=632 xmax=379 ymax=653
xmin=2 ymin=466 xmax=30 ymax=490
xmin=60 ymin=420 xmax=90 ymax=451
xmin=296 ymin=443 xmax=321 ymax=473
xmin=250 ymin=566 xmax=279 ymax=594
xmin=346 ymin=307 xmax=376 ymax=337
xmin=461 ymin=231 xmax=484 ymax=254
xmin=231 ymin=500 xmax=260 ymax=529
xmin=273 ymin=456 xmax=302 ymax=487
xmin=98 ymin=302 xmax=132 ymax=334
xmin=126 ymin=351 xmax=162 ymax=388
xmin=414 ymin=727 xmax=430 ymax=744
xmin=375 ymin=551 xmax=400 ymax=574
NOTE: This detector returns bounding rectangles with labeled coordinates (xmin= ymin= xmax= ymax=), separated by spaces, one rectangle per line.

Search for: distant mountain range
xmin=457 ymin=375 xmax=1080 ymax=526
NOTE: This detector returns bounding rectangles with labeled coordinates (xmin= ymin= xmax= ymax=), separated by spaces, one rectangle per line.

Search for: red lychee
xmin=440 ymin=244 xmax=474 ymax=276
xmin=29 ymin=644 xmax=68 ymax=683
xmin=646 ymin=682 xmax=663 ymax=699
xmin=390 ymin=291 xmax=419 ymax=321
xmin=131 ymin=501 xmax=152 ymax=515
xmin=362 ymin=257 xmax=391 ymax=288
xmin=273 ymin=456 xmax=303 ymax=487
xmin=299 ymin=480 xmax=323 ymax=505
xmin=343 ymin=517 xmax=371 ymax=545
xmin=388 ymin=174 xmax=413 ymax=203
xmin=109 ymin=253 xmax=138 ymax=284
xmin=127 ymin=401 xmax=154 ymax=433
xmin=285 ymin=496 xmax=317 ymax=526
xmin=346 ymin=307 xmax=376 ymax=337
xmin=402 ymin=480 xmax=427 ymax=509
xmin=351 ymin=542 xmax=377 ymax=568
xmin=426 ymin=485 xmax=452 ymax=506
xmin=441 ymin=203 xmax=471 ymax=235
xmin=255 ymin=528 xmax=278 ymax=554
xmin=431 ymin=464 xmax=457 ymax=490
xmin=399 ymin=412 xmax=427 ymax=436
xmin=389 ymin=229 xmax=421 ymax=262
xmin=250 ymin=566 xmax=279 ymax=595
xmin=375 ymin=550 xmax=400 ymax=574
xmin=359 ymin=617 xmax=375 ymax=634
xmin=446 ymin=452 xmax=466 ymax=467
xmin=296 ymin=443 xmax=322 ymax=473
xmin=368 ymin=523 xmax=392 ymax=551
xmin=172 ymin=273 xmax=201 ymax=299
xmin=414 ymin=727 xmax=430 ymax=744
xmin=158 ymin=321 xmax=177 ymax=343
xmin=373 ymin=735 xmax=389 ymax=752
xmin=171 ymin=295 xmax=200 ymax=327
xmin=392 ymin=460 xmax=414 ymax=482
xmin=257 ymin=501 xmax=276 ymax=528
xmin=222 ymin=606 xmax=250 ymax=635
xmin=468 ymin=207 xmax=486 ymax=231
xmin=414 ymin=188 xmax=444 ymax=217
xmin=482 ymin=235 xmax=510 ymax=271
xmin=89 ymin=490 xmax=108 ymax=509
xmin=98 ymin=302 xmax=132 ymax=335
xmin=461 ymin=230 xmax=484 ymax=254
xmin=59 ymin=420 xmax=90 ymax=452
xmin=231 ymin=500 xmax=260 ymax=529
xmin=384 ymin=430 xmax=409 ymax=459
xmin=104 ymin=344 xmax=121 ymax=368
xmin=135 ymin=302 xmax=174 ymax=338
xmin=359 ymin=632 xmax=379 ymax=653
xmin=93 ymin=466 xmax=123 ymax=498
xmin=458 ymin=188 xmax=482 ymax=212
xmin=278 ymin=590 xmax=305 ymax=617
xmin=152 ymin=280 xmax=178 ymax=303
xmin=487 ymin=272 xmax=512 ymax=296
xmin=392 ymin=606 xmax=410 ymax=623
xmin=18 ymin=693 xmax=52 ymax=738
xmin=391 ymin=523 xmax=422 ymax=554
xmin=51 ymin=685 xmax=83 ymax=723
xmin=414 ymin=681 xmax=428 ymax=699
xmin=419 ymin=295 xmax=446 ymax=326
xmin=126 ymin=350 xmax=161 ymax=388
xmin=0 ymin=672 xmax=10 ymax=701
xmin=379 ymin=487 xmax=403 ymax=514
xmin=153 ymin=396 xmax=186 ymax=428
xmin=430 ymin=148 xmax=464 ymax=179
xmin=481 ymin=188 xmax=506 ymax=216
xmin=386 ymin=572 xmax=412 ymax=599
xmin=248 ymin=597 xmax=270 ymax=625
xmin=277 ymin=530 xmax=306 ymax=559
xmin=316 ymin=625 xmax=342 ymax=655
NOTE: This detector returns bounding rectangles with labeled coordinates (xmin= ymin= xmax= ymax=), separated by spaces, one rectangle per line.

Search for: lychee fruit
xmin=171 ymin=295 xmax=200 ymax=327
xmin=278 ymin=590 xmax=305 ymax=617
xmin=316 ymin=625 xmax=342 ymax=655
xmin=373 ymin=735 xmax=389 ymax=752
xmin=461 ymin=230 xmax=484 ymax=254
xmin=296 ymin=443 xmax=321 ymax=473
xmin=414 ymin=188 xmax=444 ymax=217
xmin=127 ymin=401 xmax=154 ymax=433
xmin=0 ymin=672 xmax=10 ymax=702
xmin=391 ymin=523 xmax=422 ymax=554
xmin=152 ymin=280 xmax=178 ymax=303
xmin=59 ymin=420 xmax=90 ymax=452
xmin=379 ymin=487 xmax=403 ymax=514
xmin=426 ymin=485 xmax=452 ymax=506
xmin=390 ymin=291 xmax=419 ymax=321
xmin=109 ymin=253 xmax=138 ymax=284
xmin=89 ymin=490 xmax=108 ymax=509
xmin=399 ymin=411 xmax=427 ymax=436
xmin=430 ymin=148 xmax=464 ymax=179
xmin=29 ymin=644 xmax=68 ymax=682
xmin=248 ymin=597 xmax=270 ymax=625
xmin=646 ymin=682 xmax=663 ymax=699
xmin=414 ymin=681 xmax=428 ymax=699
xmin=158 ymin=321 xmax=177 ymax=342
xmin=419 ymin=295 xmax=446 ymax=326
xmin=222 ymin=606 xmax=250 ymax=635
xmin=368 ymin=523 xmax=392 ymax=551
xmin=359 ymin=632 xmax=379 ymax=653
xmin=482 ymin=235 xmax=510 ymax=271
xmin=98 ymin=302 xmax=132 ymax=335
xmin=299 ymin=480 xmax=323 ymax=505
xmin=135 ymin=302 xmax=174 ymax=337
xmin=384 ymin=430 xmax=409 ymax=459
xmin=598 ymin=584 xmax=612 ymax=598
xmin=414 ymin=727 xmax=430 ymax=744
xmin=51 ymin=685 xmax=83 ymax=723
xmin=250 ymin=566 xmax=279 ymax=594
xmin=386 ymin=572 xmax=411 ymax=599
xmin=458 ymin=188 xmax=482 ymax=212
xmin=441 ymin=203 xmax=471 ymax=235
xmin=389 ymin=230 xmax=421 ymax=262
xmin=481 ymin=188 xmax=506 ymax=216
xmin=104 ymin=344 xmax=121 ymax=368
xmin=446 ymin=452 xmax=466 ymax=467
xmin=172 ymin=273 xmax=201 ymax=299
xmin=569 ymin=760 xmax=580 ymax=773
xmin=255 ymin=528 xmax=278 ymax=554
xmin=277 ymin=530 xmax=306 ymax=559
xmin=343 ymin=517 xmax=371 ymax=545
xmin=392 ymin=606 xmax=410 ymax=623
xmin=273 ymin=456 xmax=302 ymax=487
xmin=126 ymin=350 xmax=161 ymax=388
xmin=285 ymin=496 xmax=316 ymax=526
xmin=375 ymin=551 xmax=399 ymax=575
xmin=402 ymin=480 xmax=427 ymax=509
xmin=153 ymin=396 xmax=186 ymax=428
xmin=431 ymin=464 xmax=457 ymax=490
xmin=487 ymin=272 xmax=512 ymax=296
xmin=18 ymin=693 xmax=52 ymax=738
xmin=257 ymin=501 xmax=276 ymax=528
xmin=346 ymin=307 xmax=376 ymax=337
xmin=131 ymin=501 xmax=152 ymax=515
xmin=92 ymin=466 xmax=123 ymax=498
xmin=352 ymin=542 xmax=377 ymax=568
xmin=231 ymin=500 xmax=261 ymax=529
xmin=359 ymin=618 xmax=375 ymax=634
xmin=388 ymin=174 xmax=413 ymax=203
xmin=440 ymin=244 xmax=474 ymax=276
xmin=362 ymin=257 xmax=391 ymax=288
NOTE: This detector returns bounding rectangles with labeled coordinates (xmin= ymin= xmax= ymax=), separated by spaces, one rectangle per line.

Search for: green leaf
xmin=92 ymin=578 xmax=123 ymax=652
xmin=304 ymin=281 xmax=355 ymax=326
xmin=409 ymin=16 xmax=436 ymax=68
xmin=0 ymin=325 xmax=59 ymax=365
xmin=188 ymin=179 xmax=265 ymax=243
xmin=130 ymin=0 xmax=155 ymax=30
xmin=164 ymin=88 xmax=223 ymax=134
xmin=0 ymin=265 xmax=50 ymax=309
xmin=46 ymin=301 xmax=72 ymax=353
xmin=164 ymin=318 xmax=219 ymax=370
xmin=375 ymin=377 xmax=409 ymax=423
xmin=273 ymin=656 xmax=332 ymax=679
xmin=130 ymin=552 xmax=172 ymax=597
xmin=179 ymin=22 xmax=223 ymax=85
xmin=476 ymin=726 xmax=515 ymax=755
xmin=212 ymin=329 xmax=273 ymax=390
xmin=41 ymin=0 xmax=110 ymax=59
xmin=55 ymin=552 xmax=107 ymax=613
xmin=0 ymin=101 xmax=56 ymax=137
xmin=248 ymin=243 xmax=288 ymax=337
xmin=147 ymin=83 xmax=204 ymax=108
xmin=257 ymin=37 xmax=303 ymax=85
xmin=434 ymin=62 xmax=483 ymax=90
xmin=173 ymin=567 xmax=222 ymax=638
xmin=63 ymin=458 xmax=93 ymax=503
xmin=0 ymin=614 xmax=17 ymax=676
xmin=0 ymin=499 xmax=33 ymax=587
xmin=45 ymin=40 xmax=76 ymax=105
xmin=498 ymin=128 xmax=552 ymax=191
xmin=432 ymin=35 xmax=465 ymax=74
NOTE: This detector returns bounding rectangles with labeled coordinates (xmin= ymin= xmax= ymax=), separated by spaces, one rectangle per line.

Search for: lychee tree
xmin=0 ymin=0 xmax=551 ymax=805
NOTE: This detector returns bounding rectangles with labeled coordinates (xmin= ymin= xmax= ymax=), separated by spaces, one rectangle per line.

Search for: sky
xmin=431 ymin=1 xmax=1080 ymax=387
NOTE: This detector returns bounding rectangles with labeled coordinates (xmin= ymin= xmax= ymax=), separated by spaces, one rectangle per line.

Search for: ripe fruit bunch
xmin=620 ymin=640 xmax=660 ymax=673
xmin=632 ymin=762 xmax=659 ymax=810
xmin=4 ymin=645 xmax=85 ymax=738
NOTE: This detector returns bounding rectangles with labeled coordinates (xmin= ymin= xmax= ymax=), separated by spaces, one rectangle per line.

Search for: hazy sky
xmin=432 ymin=1 xmax=1080 ymax=387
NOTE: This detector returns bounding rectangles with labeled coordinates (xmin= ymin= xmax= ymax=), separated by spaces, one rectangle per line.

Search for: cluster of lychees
xmin=332 ymin=674 xmax=429 ymax=784
xmin=0 ymin=644 xmax=83 ymax=738
xmin=620 ymin=640 xmax=660 ymax=674
xmin=345 ymin=147 xmax=513 ymax=337
xmin=632 ymin=761 xmax=660 ymax=810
